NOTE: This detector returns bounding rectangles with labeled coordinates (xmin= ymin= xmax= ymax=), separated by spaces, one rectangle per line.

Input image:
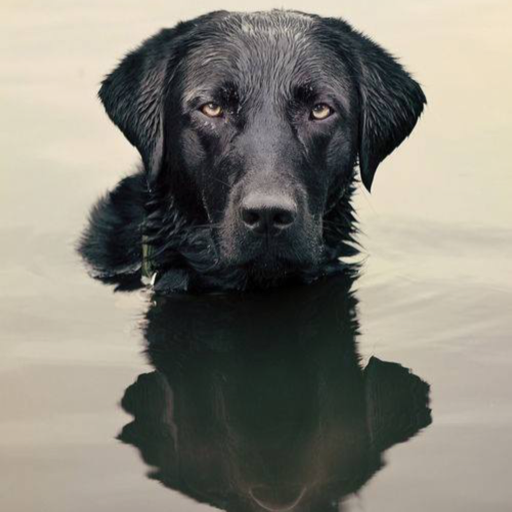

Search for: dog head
xmin=99 ymin=10 xmax=425 ymax=277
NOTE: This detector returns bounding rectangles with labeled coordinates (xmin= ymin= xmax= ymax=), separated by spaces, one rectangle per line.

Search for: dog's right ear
xmin=98 ymin=15 xmax=223 ymax=182
xmin=99 ymin=29 xmax=178 ymax=181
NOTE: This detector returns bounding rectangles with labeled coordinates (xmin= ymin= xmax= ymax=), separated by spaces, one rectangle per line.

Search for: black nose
xmin=240 ymin=193 xmax=297 ymax=235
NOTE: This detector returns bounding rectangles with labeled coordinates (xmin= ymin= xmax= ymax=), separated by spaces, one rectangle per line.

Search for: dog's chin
xmin=220 ymin=244 xmax=320 ymax=283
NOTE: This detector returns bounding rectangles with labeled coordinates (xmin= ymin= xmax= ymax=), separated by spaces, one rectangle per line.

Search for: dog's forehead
xmin=181 ymin=11 xmax=350 ymax=103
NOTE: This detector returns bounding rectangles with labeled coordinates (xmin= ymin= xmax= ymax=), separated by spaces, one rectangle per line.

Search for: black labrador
xmin=79 ymin=10 xmax=426 ymax=292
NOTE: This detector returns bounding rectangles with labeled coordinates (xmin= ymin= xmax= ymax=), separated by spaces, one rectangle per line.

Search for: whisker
xmin=212 ymin=177 xmax=231 ymax=188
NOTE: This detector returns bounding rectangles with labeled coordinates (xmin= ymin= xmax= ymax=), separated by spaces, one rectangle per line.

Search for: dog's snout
xmin=240 ymin=193 xmax=297 ymax=235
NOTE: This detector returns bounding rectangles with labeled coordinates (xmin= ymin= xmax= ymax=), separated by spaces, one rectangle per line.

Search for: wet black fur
xmin=79 ymin=10 xmax=425 ymax=293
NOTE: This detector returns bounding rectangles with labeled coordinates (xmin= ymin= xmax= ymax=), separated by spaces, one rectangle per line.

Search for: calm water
xmin=1 ymin=1 xmax=512 ymax=511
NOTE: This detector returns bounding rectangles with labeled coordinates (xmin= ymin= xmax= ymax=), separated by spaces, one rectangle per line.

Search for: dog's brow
xmin=294 ymin=83 xmax=315 ymax=102
xmin=183 ymin=86 xmax=216 ymax=106
xmin=182 ymin=82 xmax=237 ymax=108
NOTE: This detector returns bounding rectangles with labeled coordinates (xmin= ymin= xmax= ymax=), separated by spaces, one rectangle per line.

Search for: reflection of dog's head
xmin=97 ymin=10 xmax=425 ymax=284
xmin=119 ymin=273 xmax=432 ymax=511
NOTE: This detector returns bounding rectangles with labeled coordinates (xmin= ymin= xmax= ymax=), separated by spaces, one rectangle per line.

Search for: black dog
xmin=79 ymin=10 xmax=426 ymax=292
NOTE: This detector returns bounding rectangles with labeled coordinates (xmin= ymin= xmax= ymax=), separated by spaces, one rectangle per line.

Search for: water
xmin=1 ymin=1 xmax=511 ymax=510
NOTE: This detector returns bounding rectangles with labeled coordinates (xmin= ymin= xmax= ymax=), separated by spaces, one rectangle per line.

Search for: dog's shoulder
xmin=78 ymin=170 xmax=148 ymax=284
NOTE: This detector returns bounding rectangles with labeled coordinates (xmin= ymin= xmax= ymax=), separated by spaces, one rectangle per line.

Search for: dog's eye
xmin=310 ymin=104 xmax=333 ymax=121
xmin=200 ymin=103 xmax=223 ymax=118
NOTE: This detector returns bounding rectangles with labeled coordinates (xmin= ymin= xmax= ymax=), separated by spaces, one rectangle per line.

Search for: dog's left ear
xmin=324 ymin=18 xmax=426 ymax=191
xmin=355 ymin=32 xmax=426 ymax=191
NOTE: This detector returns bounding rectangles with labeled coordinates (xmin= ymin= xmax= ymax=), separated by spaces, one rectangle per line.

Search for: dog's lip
xmin=223 ymin=249 xmax=316 ymax=274
xmin=218 ymin=230 xmax=321 ymax=271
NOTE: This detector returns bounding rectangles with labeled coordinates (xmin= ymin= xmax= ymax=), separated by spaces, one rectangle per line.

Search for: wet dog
xmin=79 ymin=10 xmax=426 ymax=292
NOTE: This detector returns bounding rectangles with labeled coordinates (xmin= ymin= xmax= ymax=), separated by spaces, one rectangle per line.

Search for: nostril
xmin=273 ymin=210 xmax=295 ymax=227
xmin=242 ymin=209 xmax=261 ymax=227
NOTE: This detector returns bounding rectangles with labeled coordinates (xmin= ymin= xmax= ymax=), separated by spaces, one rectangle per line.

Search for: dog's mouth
xmin=244 ymin=255 xmax=308 ymax=278
xmin=219 ymin=235 xmax=322 ymax=278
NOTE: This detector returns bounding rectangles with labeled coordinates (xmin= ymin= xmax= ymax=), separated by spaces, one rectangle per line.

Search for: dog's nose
xmin=240 ymin=193 xmax=297 ymax=235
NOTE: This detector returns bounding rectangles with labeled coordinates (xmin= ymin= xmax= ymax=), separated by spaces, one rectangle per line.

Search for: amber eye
xmin=201 ymin=102 xmax=223 ymax=118
xmin=311 ymin=103 xmax=333 ymax=120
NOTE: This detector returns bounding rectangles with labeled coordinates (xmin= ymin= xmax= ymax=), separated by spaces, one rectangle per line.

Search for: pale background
xmin=1 ymin=1 xmax=511 ymax=511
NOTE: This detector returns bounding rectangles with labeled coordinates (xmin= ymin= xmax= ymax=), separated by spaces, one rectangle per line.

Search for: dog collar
xmin=141 ymin=234 xmax=157 ymax=285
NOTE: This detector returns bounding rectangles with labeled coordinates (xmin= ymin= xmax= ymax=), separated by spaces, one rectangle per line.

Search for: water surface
xmin=1 ymin=1 xmax=511 ymax=511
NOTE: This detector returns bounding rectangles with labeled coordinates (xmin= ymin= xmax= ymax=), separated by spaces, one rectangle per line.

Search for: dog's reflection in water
xmin=119 ymin=270 xmax=431 ymax=511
